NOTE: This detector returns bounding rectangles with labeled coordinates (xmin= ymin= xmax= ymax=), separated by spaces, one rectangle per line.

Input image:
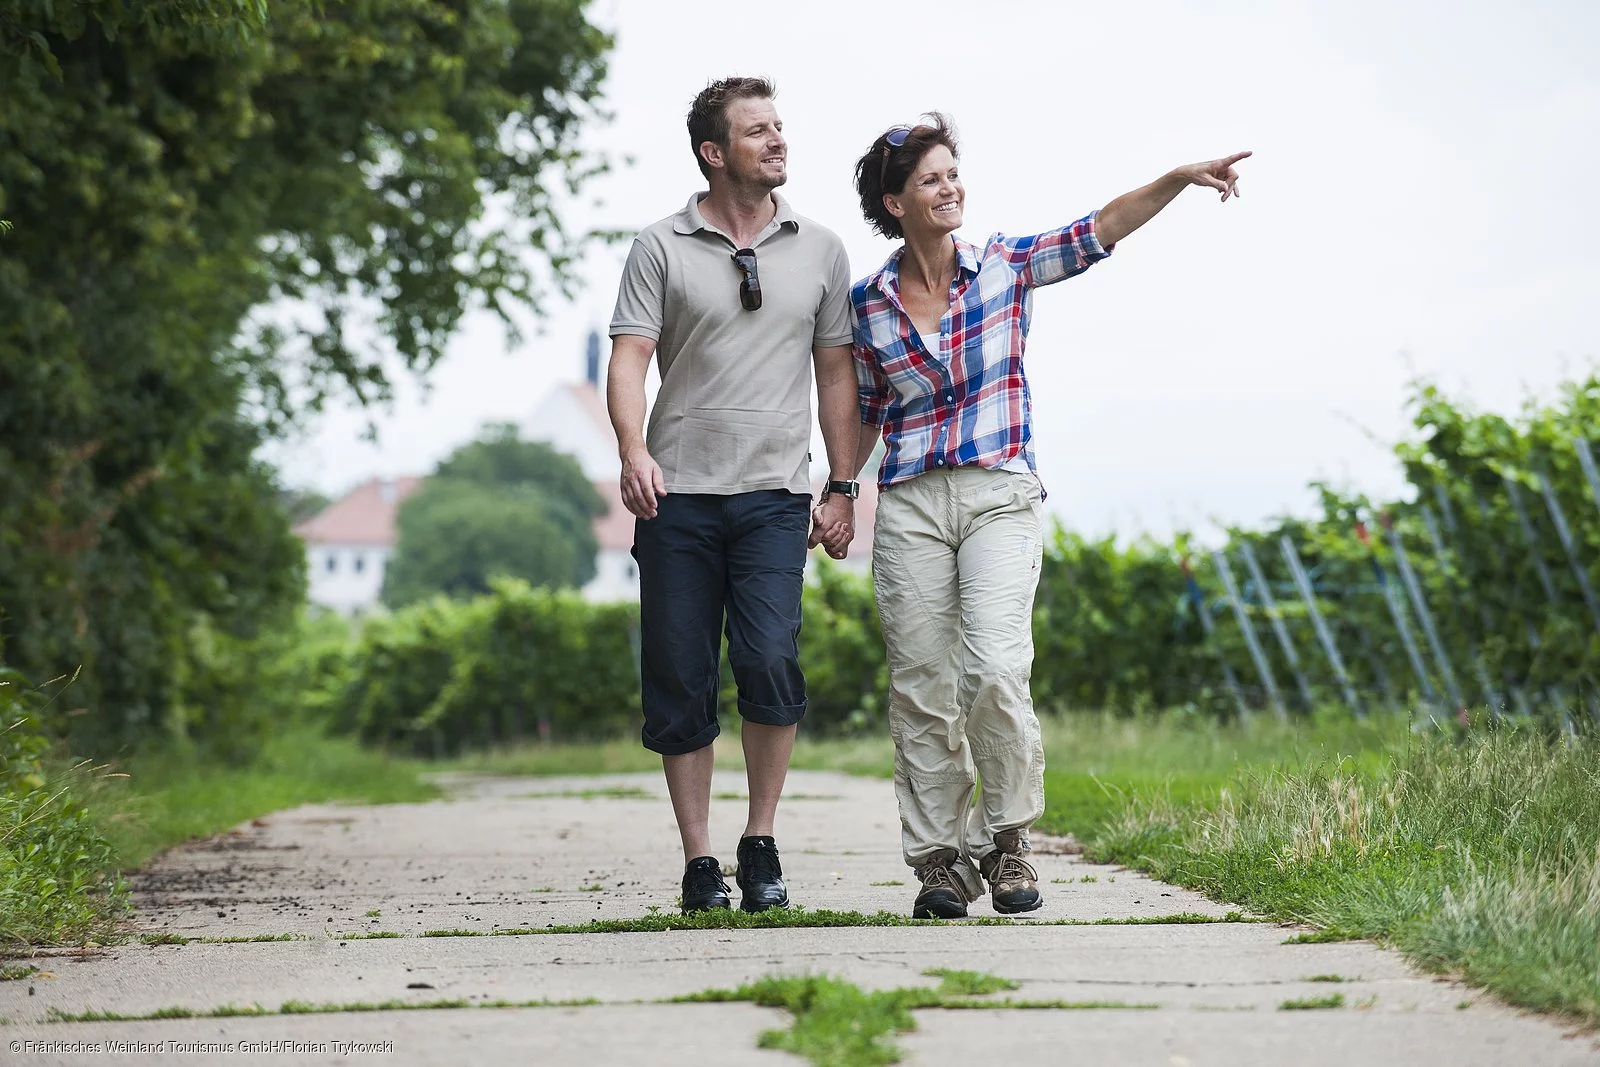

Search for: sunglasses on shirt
xmin=731 ymin=247 xmax=762 ymax=311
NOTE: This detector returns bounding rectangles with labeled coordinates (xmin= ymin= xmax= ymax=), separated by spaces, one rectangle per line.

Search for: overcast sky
xmin=266 ymin=0 xmax=1600 ymax=540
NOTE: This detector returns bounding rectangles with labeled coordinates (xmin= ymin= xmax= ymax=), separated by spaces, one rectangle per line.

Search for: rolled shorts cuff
xmin=737 ymin=696 xmax=806 ymax=728
xmin=641 ymin=719 xmax=721 ymax=756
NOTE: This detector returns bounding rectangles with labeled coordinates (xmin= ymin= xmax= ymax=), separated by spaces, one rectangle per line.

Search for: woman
xmin=839 ymin=115 xmax=1247 ymax=918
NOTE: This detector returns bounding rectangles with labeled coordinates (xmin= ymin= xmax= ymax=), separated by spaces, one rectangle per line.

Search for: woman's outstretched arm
xmin=1096 ymin=150 xmax=1251 ymax=247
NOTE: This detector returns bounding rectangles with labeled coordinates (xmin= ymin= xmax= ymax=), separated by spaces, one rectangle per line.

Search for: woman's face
xmin=889 ymin=144 xmax=963 ymax=237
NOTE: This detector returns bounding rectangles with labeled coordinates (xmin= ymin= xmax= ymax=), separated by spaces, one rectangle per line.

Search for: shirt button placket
xmin=936 ymin=328 xmax=954 ymax=471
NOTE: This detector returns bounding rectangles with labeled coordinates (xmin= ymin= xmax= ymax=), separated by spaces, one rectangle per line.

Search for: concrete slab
xmin=902 ymin=1007 xmax=1600 ymax=1067
xmin=6 ymin=1003 xmax=795 ymax=1066
xmin=1 ymin=768 xmax=1591 ymax=1066
xmin=125 ymin=770 xmax=1228 ymax=939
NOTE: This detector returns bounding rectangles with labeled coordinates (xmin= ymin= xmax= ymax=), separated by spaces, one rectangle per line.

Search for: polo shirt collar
xmin=673 ymin=191 xmax=799 ymax=237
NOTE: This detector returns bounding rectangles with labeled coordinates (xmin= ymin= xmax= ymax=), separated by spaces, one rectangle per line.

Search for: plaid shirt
xmin=852 ymin=212 xmax=1112 ymax=489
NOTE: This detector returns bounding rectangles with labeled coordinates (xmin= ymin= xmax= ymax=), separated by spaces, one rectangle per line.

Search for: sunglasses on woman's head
xmin=879 ymin=125 xmax=918 ymax=186
xmin=731 ymin=248 xmax=762 ymax=311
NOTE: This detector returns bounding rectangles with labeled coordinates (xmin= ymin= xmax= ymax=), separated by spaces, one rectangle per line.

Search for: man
xmin=606 ymin=76 xmax=859 ymax=914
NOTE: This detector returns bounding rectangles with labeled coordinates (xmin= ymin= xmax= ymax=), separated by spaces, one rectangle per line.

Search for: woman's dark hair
xmin=853 ymin=113 xmax=959 ymax=240
xmin=687 ymin=76 xmax=777 ymax=179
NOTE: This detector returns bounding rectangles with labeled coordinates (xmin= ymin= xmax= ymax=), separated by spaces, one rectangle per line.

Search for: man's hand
xmin=1173 ymin=151 xmax=1251 ymax=202
xmin=809 ymin=494 xmax=855 ymax=560
xmin=620 ymin=446 xmax=667 ymax=520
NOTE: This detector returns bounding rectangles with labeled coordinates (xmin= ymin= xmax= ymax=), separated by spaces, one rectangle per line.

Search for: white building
xmin=295 ymin=476 xmax=423 ymax=615
xmin=296 ymin=334 xmax=639 ymax=613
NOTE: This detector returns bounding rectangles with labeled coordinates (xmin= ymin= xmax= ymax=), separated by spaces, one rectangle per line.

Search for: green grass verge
xmin=443 ymin=728 xmax=895 ymax=780
xmin=90 ymin=720 xmax=438 ymax=871
xmin=3 ymin=720 xmax=436 ymax=950
xmin=1061 ymin=716 xmax=1600 ymax=1026
xmin=679 ymin=971 xmax=1154 ymax=1065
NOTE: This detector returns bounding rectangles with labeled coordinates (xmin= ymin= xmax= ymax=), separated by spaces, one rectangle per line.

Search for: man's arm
xmin=810 ymin=342 xmax=858 ymax=558
xmin=607 ymin=334 xmax=666 ymax=520
xmin=1096 ymin=150 xmax=1251 ymax=247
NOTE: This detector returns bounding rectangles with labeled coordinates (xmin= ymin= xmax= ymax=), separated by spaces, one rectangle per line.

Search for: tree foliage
xmin=382 ymin=425 xmax=604 ymax=607
xmin=0 ymin=0 xmax=612 ymax=753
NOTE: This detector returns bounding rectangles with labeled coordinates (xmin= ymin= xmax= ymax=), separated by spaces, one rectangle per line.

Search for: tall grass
xmin=1092 ymin=726 xmax=1600 ymax=1023
xmin=0 ymin=769 xmax=126 ymax=948
xmin=1033 ymin=708 xmax=1407 ymax=839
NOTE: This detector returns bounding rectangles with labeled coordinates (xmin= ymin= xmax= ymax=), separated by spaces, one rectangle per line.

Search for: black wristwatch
xmin=821 ymin=479 xmax=860 ymax=501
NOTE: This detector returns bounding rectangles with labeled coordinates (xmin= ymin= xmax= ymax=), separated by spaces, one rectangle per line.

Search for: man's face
xmin=715 ymin=96 xmax=786 ymax=189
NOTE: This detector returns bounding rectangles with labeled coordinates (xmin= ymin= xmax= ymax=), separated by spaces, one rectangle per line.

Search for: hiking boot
xmin=681 ymin=856 xmax=731 ymax=913
xmin=980 ymin=829 xmax=1042 ymax=914
xmin=735 ymin=835 xmax=790 ymax=912
xmin=912 ymin=849 xmax=970 ymax=919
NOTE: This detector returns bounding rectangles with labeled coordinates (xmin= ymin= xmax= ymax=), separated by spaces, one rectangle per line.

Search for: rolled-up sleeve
xmin=1012 ymin=212 xmax=1113 ymax=289
xmin=852 ymin=307 xmax=893 ymax=426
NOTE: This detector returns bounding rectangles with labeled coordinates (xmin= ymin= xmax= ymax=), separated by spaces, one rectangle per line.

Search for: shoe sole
xmin=992 ymin=895 xmax=1043 ymax=915
xmin=912 ymin=902 xmax=969 ymax=920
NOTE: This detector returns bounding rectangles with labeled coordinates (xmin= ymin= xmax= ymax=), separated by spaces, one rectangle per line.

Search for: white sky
xmin=266 ymin=0 xmax=1600 ymax=540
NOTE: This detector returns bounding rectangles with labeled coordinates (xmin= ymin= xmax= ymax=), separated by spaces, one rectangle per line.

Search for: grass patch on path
xmin=416 ymin=907 xmax=1251 ymax=937
xmin=680 ymin=971 xmax=1155 ymax=1065
xmin=1279 ymin=993 xmax=1346 ymax=1010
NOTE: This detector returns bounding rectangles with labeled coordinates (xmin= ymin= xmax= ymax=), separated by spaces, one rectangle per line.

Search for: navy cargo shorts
xmin=631 ymin=489 xmax=809 ymax=755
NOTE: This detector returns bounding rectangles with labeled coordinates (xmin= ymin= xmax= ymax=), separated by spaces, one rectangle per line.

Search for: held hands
xmin=1175 ymin=150 xmax=1251 ymax=201
xmin=620 ymin=446 xmax=667 ymax=519
xmin=808 ymin=494 xmax=854 ymax=560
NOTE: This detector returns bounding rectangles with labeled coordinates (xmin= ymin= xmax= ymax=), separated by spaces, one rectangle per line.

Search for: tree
xmin=0 ymin=1 xmax=613 ymax=753
xmin=382 ymin=426 xmax=603 ymax=606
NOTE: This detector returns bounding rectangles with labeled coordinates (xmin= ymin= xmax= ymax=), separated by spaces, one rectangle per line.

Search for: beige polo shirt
xmin=609 ymin=192 xmax=853 ymax=496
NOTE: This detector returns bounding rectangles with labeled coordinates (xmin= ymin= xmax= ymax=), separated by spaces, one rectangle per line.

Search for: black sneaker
xmin=735 ymin=835 xmax=789 ymax=912
xmin=681 ymin=856 xmax=731 ymax=914
xmin=912 ymin=849 xmax=969 ymax=919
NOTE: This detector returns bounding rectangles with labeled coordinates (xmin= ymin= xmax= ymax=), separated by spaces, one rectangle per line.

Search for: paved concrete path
xmin=3 ymin=770 xmax=1595 ymax=1065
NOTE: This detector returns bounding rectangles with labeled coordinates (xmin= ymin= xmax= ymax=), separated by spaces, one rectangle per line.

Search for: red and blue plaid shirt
xmin=852 ymin=212 xmax=1112 ymax=489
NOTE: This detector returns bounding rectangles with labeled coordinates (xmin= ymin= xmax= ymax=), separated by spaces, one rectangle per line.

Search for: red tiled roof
xmin=294 ymin=476 xmax=423 ymax=546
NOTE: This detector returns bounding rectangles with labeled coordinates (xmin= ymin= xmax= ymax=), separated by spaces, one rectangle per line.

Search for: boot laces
xmin=741 ymin=845 xmax=781 ymax=884
xmin=991 ymin=851 xmax=1037 ymax=888
xmin=688 ymin=863 xmax=730 ymax=897
xmin=921 ymin=862 xmax=961 ymax=894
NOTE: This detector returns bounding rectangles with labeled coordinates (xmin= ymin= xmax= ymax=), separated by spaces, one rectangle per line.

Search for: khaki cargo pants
xmin=871 ymin=466 xmax=1046 ymax=901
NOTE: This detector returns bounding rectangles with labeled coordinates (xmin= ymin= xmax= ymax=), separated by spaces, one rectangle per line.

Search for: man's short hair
xmin=687 ymin=76 xmax=777 ymax=180
xmin=854 ymin=115 xmax=960 ymax=241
